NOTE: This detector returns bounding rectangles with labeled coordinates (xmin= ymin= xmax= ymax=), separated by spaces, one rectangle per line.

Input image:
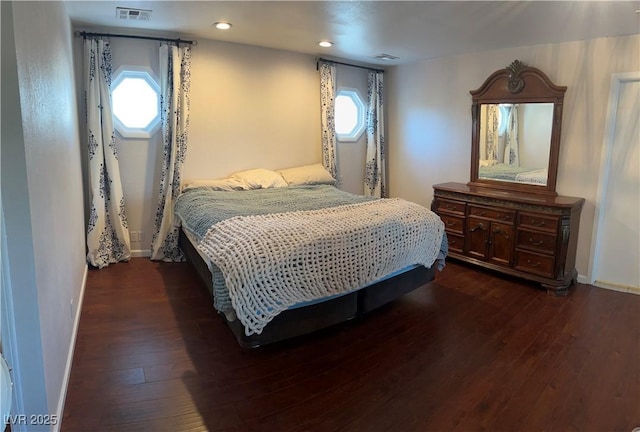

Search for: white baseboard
xmin=577 ymin=274 xmax=589 ymax=284
xmin=131 ymin=249 xmax=151 ymax=258
xmin=576 ymin=274 xmax=639 ymax=295
xmin=54 ymin=264 xmax=88 ymax=432
xmin=593 ymin=280 xmax=640 ymax=296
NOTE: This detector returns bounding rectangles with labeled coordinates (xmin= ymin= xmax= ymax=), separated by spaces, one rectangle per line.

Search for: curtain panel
xmin=364 ymin=71 xmax=386 ymax=198
xmin=485 ymin=104 xmax=499 ymax=161
xmin=319 ymin=63 xmax=338 ymax=181
xmin=84 ymin=38 xmax=131 ymax=268
xmin=503 ymin=105 xmax=520 ymax=166
xmin=150 ymin=44 xmax=192 ymax=261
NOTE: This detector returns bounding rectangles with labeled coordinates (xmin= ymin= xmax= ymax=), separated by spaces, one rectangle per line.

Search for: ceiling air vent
xmin=373 ymin=53 xmax=399 ymax=61
xmin=116 ymin=7 xmax=152 ymax=21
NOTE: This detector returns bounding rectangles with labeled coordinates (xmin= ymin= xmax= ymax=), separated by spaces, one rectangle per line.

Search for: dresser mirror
xmin=469 ymin=60 xmax=566 ymax=196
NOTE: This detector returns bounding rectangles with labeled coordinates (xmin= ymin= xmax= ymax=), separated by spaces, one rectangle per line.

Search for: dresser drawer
xmin=446 ymin=233 xmax=464 ymax=254
xmin=468 ymin=205 xmax=515 ymax=223
xmin=435 ymin=199 xmax=466 ymax=215
xmin=514 ymin=250 xmax=555 ymax=278
xmin=516 ymin=229 xmax=557 ymax=255
xmin=517 ymin=212 xmax=560 ymax=233
xmin=440 ymin=214 xmax=465 ymax=234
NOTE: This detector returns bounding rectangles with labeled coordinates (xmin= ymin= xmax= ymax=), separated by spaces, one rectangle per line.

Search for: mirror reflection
xmin=478 ymin=103 xmax=553 ymax=186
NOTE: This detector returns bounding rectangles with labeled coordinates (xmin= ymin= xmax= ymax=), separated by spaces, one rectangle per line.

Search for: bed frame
xmin=178 ymin=229 xmax=436 ymax=348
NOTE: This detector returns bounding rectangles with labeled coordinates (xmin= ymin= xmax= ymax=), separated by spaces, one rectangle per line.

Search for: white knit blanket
xmin=197 ymin=198 xmax=445 ymax=335
xmin=515 ymin=168 xmax=548 ymax=185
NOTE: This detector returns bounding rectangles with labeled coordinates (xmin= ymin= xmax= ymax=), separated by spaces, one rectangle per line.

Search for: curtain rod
xmin=316 ymin=57 xmax=384 ymax=74
xmin=75 ymin=31 xmax=196 ymax=46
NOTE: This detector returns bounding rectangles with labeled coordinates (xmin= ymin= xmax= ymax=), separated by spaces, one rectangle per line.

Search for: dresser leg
xmin=543 ymin=283 xmax=569 ymax=296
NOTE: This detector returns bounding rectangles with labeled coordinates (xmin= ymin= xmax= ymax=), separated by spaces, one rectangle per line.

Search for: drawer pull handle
xmin=493 ymin=227 xmax=511 ymax=239
xmin=450 ymin=238 xmax=457 ymax=244
xmin=446 ymin=220 xmax=457 ymax=227
xmin=529 ymin=237 xmax=544 ymax=246
xmin=530 ymin=219 xmax=546 ymax=227
xmin=470 ymin=223 xmax=486 ymax=232
xmin=502 ymin=215 xmax=511 ymax=221
xmin=527 ymin=259 xmax=541 ymax=267
xmin=479 ymin=211 xmax=486 ymax=216
xmin=445 ymin=204 xmax=456 ymax=210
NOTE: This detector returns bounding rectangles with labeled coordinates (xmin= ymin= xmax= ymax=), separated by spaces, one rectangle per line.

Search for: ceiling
xmin=66 ymin=1 xmax=640 ymax=66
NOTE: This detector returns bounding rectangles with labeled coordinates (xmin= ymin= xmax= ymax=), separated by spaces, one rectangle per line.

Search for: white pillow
xmin=230 ymin=168 xmax=288 ymax=189
xmin=277 ymin=163 xmax=336 ymax=186
xmin=182 ymin=177 xmax=249 ymax=192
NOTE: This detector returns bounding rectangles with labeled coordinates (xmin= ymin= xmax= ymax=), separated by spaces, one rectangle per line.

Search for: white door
xmin=591 ymin=73 xmax=640 ymax=293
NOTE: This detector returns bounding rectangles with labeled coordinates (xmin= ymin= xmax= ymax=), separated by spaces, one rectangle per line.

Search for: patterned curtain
xmin=320 ymin=63 xmax=338 ymax=180
xmin=84 ymin=38 xmax=131 ymax=268
xmin=485 ymin=104 xmax=499 ymax=161
xmin=150 ymin=43 xmax=191 ymax=261
xmin=364 ymin=71 xmax=386 ymax=198
xmin=503 ymin=105 xmax=520 ymax=166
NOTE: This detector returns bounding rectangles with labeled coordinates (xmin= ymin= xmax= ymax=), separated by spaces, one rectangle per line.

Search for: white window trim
xmin=111 ymin=66 xmax=161 ymax=139
xmin=335 ymin=87 xmax=366 ymax=142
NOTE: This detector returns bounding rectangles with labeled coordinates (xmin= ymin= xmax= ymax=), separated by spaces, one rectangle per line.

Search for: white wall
xmin=73 ymin=35 xmax=374 ymax=250
xmin=3 ymin=1 xmax=86 ymax=429
xmin=1 ymin=2 xmax=48 ymax=426
xmin=334 ymin=64 xmax=369 ymax=194
xmin=185 ymin=39 xmax=322 ymax=178
xmin=592 ymin=76 xmax=640 ymax=290
xmin=387 ymin=34 xmax=640 ymax=277
xmin=519 ymin=103 xmax=553 ymax=169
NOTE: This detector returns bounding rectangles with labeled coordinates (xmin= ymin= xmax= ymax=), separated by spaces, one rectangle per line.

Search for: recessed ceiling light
xmin=318 ymin=41 xmax=333 ymax=48
xmin=214 ymin=22 xmax=232 ymax=30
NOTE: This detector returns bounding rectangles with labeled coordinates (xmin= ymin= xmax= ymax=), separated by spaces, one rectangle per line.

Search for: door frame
xmin=1 ymin=201 xmax=27 ymax=432
xmin=587 ymin=71 xmax=640 ymax=290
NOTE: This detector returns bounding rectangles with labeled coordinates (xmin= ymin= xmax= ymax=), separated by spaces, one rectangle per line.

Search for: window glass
xmin=497 ymin=104 xmax=509 ymax=136
xmin=111 ymin=70 xmax=160 ymax=138
xmin=334 ymin=89 xmax=365 ymax=142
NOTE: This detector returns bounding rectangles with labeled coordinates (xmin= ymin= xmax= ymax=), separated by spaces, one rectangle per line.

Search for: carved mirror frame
xmin=468 ymin=60 xmax=567 ymax=196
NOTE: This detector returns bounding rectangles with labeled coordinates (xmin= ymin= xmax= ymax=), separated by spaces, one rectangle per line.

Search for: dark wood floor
xmin=62 ymin=258 xmax=640 ymax=432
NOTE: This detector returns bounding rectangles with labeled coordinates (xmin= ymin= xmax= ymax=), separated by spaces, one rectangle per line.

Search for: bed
xmin=514 ymin=168 xmax=548 ymax=184
xmin=175 ymin=177 xmax=447 ymax=347
xmin=479 ymin=163 xmax=548 ymax=185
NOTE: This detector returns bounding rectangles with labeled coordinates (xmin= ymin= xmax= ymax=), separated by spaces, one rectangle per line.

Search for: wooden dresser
xmin=432 ymin=182 xmax=584 ymax=295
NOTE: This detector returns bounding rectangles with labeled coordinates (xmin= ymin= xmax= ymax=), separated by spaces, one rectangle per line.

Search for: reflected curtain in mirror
xmin=503 ymin=105 xmax=519 ymax=166
xmin=482 ymin=104 xmax=499 ymax=162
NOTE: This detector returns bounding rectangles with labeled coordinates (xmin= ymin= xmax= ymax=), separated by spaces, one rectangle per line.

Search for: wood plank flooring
xmin=62 ymin=258 xmax=640 ymax=431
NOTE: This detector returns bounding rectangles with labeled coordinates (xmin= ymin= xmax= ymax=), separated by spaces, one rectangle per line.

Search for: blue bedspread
xmin=175 ymin=184 xmax=376 ymax=239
